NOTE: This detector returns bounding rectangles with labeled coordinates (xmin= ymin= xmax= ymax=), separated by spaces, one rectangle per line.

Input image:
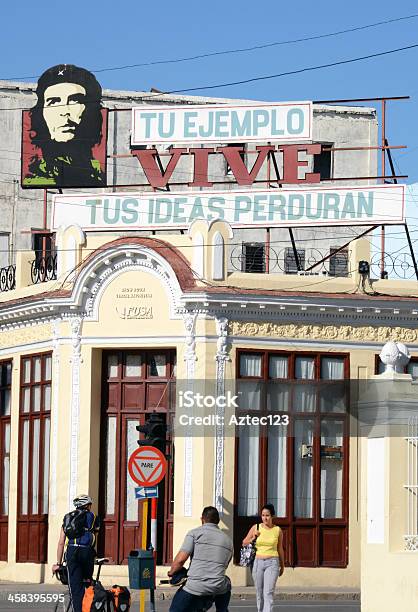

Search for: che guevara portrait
xmin=21 ymin=64 xmax=107 ymax=188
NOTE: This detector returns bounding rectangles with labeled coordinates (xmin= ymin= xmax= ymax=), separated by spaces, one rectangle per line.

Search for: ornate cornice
xmin=231 ymin=321 xmax=418 ymax=343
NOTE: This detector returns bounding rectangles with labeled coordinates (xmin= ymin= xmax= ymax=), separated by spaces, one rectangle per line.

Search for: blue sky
xmin=1 ymin=0 xmax=418 ymax=184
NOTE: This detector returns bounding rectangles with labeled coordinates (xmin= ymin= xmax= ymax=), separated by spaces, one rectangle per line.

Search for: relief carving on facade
xmin=231 ymin=321 xmax=418 ymax=343
xmin=0 ymin=323 xmax=53 ymax=348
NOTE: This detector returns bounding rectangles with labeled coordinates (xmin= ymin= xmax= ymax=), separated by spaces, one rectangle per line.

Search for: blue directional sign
xmin=135 ymin=486 xmax=159 ymax=499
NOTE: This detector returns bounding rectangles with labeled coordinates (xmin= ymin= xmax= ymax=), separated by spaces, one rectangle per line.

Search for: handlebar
xmin=96 ymin=557 xmax=110 ymax=565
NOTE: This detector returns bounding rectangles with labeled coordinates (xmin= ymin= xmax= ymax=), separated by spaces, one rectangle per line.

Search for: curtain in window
xmin=267 ymin=427 xmax=287 ymax=516
xmin=294 ymin=357 xmax=316 ymax=412
xmin=105 ymin=417 xmax=117 ymax=516
xmin=269 ymin=356 xmax=288 ymax=378
xmin=2 ymin=422 xmax=10 ymax=515
xmin=125 ymin=419 xmax=140 ymax=521
xmin=238 ymin=381 xmax=262 ymax=411
xmin=240 ymin=354 xmax=261 ymax=376
xmin=32 ymin=420 xmax=40 ymax=514
xmin=237 ymin=425 xmax=259 ymax=515
xmin=294 ymin=419 xmax=313 ymax=517
xmin=267 ymin=356 xmax=289 ymax=412
xmin=320 ymin=357 xmax=346 ymax=412
xmin=320 ymin=420 xmax=343 ymax=518
xmin=21 ymin=421 xmax=29 ymax=514
xmin=321 ymin=358 xmax=344 ymax=379
xmin=239 ymin=355 xmax=262 ymax=410
xmin=42 ymin=418 xmax=50 ymax=514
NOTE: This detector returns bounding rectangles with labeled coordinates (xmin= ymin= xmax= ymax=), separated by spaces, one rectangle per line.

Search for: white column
xmin=214 ymin=317 xmax=231 ymax=514
xmin=183 ymin=312 xmax=197 ymax=516
xmin=68 ymin=316 xmax=83 ymax=509
xmin=49 ymin=317 xmax=61 ymax=515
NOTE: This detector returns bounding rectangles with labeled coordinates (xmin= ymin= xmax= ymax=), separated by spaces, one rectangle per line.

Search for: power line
xmin=0 ymin=226 xmax=417 ymax=257
xmin=6 ymin=14 xmax=418 ymax=80
xmin=162 ymin=42 xmax=418 ymax=96
xmin=1 ymin=42 xmax=418 ymax=111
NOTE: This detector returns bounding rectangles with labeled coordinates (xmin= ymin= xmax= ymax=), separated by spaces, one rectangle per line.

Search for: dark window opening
xmin=31 ymin=232 xmax=55 ymax=265
xmin=313 ymin=144 xmax=332 ymax=180
xmin=242 ymin=243 xmax=265 ymax=273
xmin=284 ymin=248 xmax=305 ymax=274
xmin=329 ymin=247 xmax=349 ymax=277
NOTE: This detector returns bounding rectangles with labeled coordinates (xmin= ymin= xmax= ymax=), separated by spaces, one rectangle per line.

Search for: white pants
xmin=252 ymin=557 xmax=280 ymax=612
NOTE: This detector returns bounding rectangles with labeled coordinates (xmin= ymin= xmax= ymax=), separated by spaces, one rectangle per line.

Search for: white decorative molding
xmin=78 ymin=246 xmax=182 ymax=321
xmin=68 ymin=316 xmax=83 ymax=509
xmin=183 ymin=436 xmax=193 ymax=518
xmin=183 ymin=311 xmax=197 ymax=517
xmin=49 ymin=317 xmax=61 ymax=515
xmin=183 ymin=312 xmax=198 ymax=375
xmin=230 ymin=320 xmax=418 ymax=343
xmin=379 ymin=340 xmax=411 ymax=373
xmin=214 ymin=316 xmax=231 ymax=514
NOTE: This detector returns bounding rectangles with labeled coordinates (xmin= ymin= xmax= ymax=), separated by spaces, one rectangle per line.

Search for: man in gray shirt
xmin=168 ymin=506 xmax=233 ymax=611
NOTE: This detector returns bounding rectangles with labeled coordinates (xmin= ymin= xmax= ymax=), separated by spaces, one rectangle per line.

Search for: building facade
xmin=0 ymin=79 xmax=417 ymax=608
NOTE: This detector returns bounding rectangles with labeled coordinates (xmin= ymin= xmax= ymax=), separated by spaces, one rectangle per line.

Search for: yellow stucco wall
xmin=1 ymin=228 xmax=418 ymax=598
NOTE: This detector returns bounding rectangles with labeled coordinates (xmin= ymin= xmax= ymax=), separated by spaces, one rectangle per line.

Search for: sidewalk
xmin=0 ymin=581 xmax=360 ymax=602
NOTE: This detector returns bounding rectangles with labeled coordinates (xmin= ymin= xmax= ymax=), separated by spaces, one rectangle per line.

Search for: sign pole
xmin=139 ymin=499 xmax=148 ymax=612
xmin=150 ymin=498 xmax=157 ymax=612
xmin=150 ymin=497 xmax=157 ymax=553
xmin=127 ymin=446 xmax=167 ymax=612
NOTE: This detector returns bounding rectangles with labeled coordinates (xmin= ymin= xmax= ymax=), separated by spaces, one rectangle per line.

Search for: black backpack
xmin=63 ymin=509 xmax=88 ymax=540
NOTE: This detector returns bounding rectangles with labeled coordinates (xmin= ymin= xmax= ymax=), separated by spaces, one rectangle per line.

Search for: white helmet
xmin=73 ymin=494 xmax=93 ymax=509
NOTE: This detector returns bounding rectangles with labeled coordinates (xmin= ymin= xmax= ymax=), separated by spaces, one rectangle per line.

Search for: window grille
xmin=404 ymin=416 xmax=418 ymax=551
xmin=284 ymin=247 xmax=305 ymax=274
xmin=329 ymin=247 xmax=349 ymax=277
xmin=242 ymin=243 xmax=265 ymax=273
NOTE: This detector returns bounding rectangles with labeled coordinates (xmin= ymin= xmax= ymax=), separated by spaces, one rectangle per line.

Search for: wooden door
xmin=98 ymin=350 xmax=175 ymax=565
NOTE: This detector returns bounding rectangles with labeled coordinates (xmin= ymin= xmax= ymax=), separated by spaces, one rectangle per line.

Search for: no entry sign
xmin=128 ymin=446 xmax=167 ymax=487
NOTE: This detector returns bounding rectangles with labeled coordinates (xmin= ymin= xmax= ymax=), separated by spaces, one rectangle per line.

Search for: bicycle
xmin=159 ymin=573 xmax=216 ymax=612
xmin=54 ymin=556 xmax=109 ymax=612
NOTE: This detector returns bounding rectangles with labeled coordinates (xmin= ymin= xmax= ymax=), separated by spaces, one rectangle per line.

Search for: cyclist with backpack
xmin=52 ymin=494 xmax=101 ymax=612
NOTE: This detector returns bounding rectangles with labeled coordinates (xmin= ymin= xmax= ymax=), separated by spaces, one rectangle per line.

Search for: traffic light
xmin=136 ymin=413 xmax=167 ymax=454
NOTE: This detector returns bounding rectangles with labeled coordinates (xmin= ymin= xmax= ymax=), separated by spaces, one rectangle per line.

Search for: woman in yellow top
xmin=242 ymin=504 xmax=285 ymax=612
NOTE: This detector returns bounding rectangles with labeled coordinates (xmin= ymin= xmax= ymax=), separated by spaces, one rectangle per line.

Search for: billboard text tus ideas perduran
xmin=51 ymin=100 xmax=405 ymax=230
xmin=51 ymin=185 xmax=405 ymax=231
